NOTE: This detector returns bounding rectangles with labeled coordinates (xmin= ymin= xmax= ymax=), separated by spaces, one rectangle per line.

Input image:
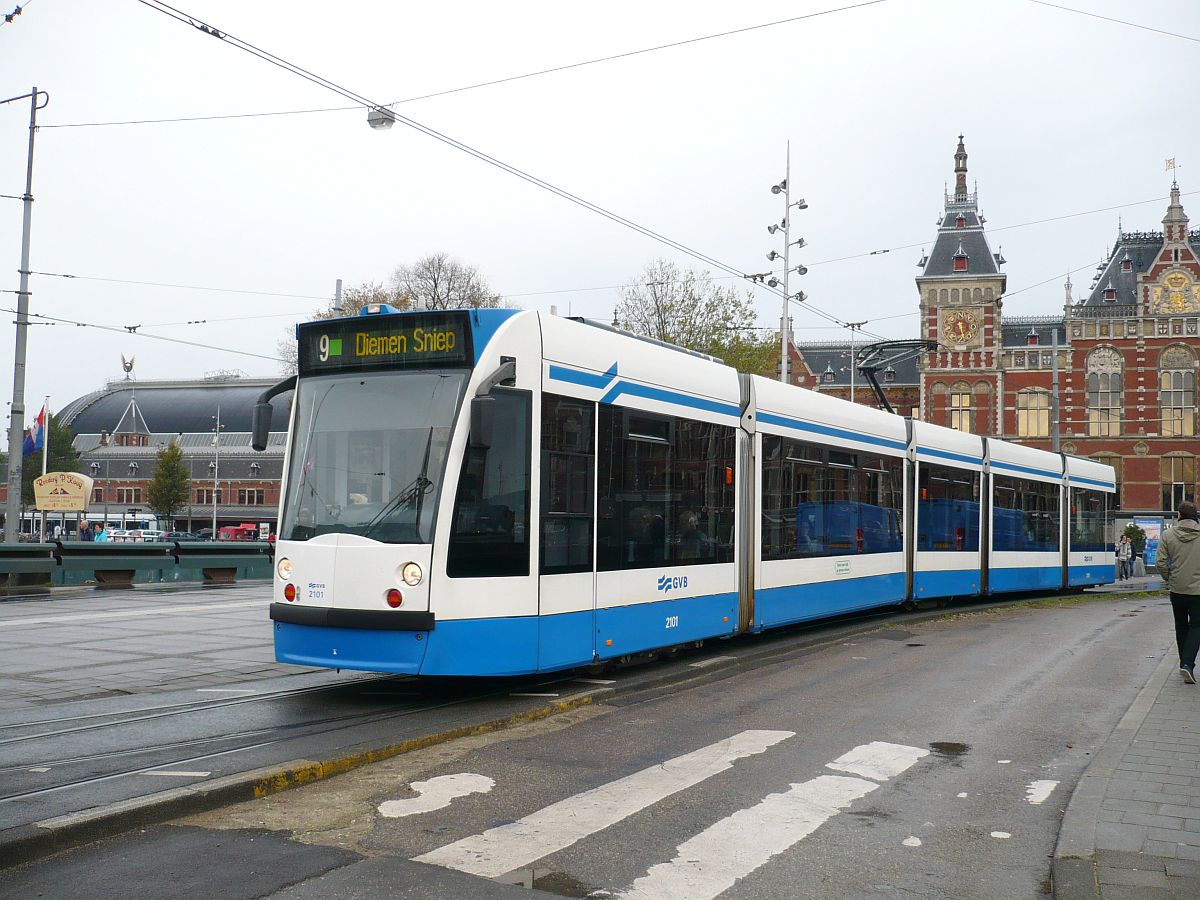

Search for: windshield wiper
xmin=360 ymin=428 xmax=435 ymax=541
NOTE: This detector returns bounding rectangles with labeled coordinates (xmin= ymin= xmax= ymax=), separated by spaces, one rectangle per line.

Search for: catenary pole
xmin=4 ymin=88 xmax=46 ymax=543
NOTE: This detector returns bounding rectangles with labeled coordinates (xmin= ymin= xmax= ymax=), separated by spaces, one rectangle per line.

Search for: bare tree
xmin=614 ymin=259 xmax=774 ymax=373
xmin=277 ymin=282 xmax=406 ymax=373
xmin=392 ymin=253 xmax=504 ymax=310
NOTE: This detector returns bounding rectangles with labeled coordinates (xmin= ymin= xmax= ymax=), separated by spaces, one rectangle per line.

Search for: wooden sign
xmin=33 ymin=471 xmax=94 ymax=512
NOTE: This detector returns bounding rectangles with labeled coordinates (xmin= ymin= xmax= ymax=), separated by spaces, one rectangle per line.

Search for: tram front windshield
xmin=280 ymin=371 xmax=466 ymax=543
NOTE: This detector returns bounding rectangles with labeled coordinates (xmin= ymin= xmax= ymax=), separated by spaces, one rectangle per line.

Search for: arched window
xmin=1160 ymin=345 xmax=1196 ymax=437
xmin=1086 ymin=347 xmax=1122 ymax=437
xmin=1017 ymin=389 xmax=1050 ymax=438
xmin=949 ymin=381 xmax=972 ymax=432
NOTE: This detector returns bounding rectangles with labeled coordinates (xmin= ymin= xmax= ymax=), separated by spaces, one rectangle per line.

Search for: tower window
xmin=1104 ymin=287 xmax=1117 ymax=301
xmin=1121 ymin=258 xmax=1132 ymax=271
xmin=1026 ymin=329 xmax=1039 ymax=346
xmin=955 ymin=215 xmax=966 ymax=228
xmin=953 ymin=256 xmax=968 ymax=272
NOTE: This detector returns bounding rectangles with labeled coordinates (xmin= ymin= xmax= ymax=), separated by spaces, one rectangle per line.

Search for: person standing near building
xmin=1117 ymin=534 xmax=1133 ymax=581
xmin=1156 ymin=501 xmax=1200 ymax=684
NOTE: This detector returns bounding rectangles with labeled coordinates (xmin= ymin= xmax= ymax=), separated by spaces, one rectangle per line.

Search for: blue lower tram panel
xmin=275 ymin=591 xmax=742 ymax=676
xmin=913 ymin=568 xmax=981 ymax=600
xmin=1067 ymin=562 xmax=1116 ymax=587
xmin=988 ymin=566 xmax=1062 ymax=594
xmin=754 ymin=572 xmax=906 ymax=630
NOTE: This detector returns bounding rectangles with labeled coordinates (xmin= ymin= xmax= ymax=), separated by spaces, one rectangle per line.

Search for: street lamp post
xmin=3 ymin=87 xmax=48 ymax=543
xmin=766 ymin=142 xmax=808 ymax=384
xmin=846 ymin=321 xmax=867 ymax=403
xmin=211 ymin=407 xmax=221 ymax=538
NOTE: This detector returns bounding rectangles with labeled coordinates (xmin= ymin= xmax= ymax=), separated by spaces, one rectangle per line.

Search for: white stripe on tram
xmin=412 ymin=729 xmax=793 ymax=878
xmin=618 ymin=742 xmax=928 ymax=900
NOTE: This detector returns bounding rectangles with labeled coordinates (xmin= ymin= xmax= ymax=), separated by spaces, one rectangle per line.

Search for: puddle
xmin=929 ymin=741 xmax=970 ymax=757
xmin=494 ymin=868 xmax=598 ymax=897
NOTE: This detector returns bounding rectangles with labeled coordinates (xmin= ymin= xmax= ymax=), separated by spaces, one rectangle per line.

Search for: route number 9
xmin=319 ymin=334 xmax=330 ymax=361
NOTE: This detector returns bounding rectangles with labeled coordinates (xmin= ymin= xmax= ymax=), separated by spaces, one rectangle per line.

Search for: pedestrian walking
xmin=1156 ymin=501 xmax=1200 ymax=684
xmin=1117 ymin=535 xmax=1133 ymax=580
xmin=78 ymin=519 xmax=93 ymax=542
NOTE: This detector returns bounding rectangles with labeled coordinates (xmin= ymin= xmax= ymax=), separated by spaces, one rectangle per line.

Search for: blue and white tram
xmin=253 ymin=306 xmax=1115 ymax=677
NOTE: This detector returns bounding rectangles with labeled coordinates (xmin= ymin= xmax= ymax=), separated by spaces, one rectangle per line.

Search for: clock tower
xmin=917 ymin=136 xmax=1008 ymax=432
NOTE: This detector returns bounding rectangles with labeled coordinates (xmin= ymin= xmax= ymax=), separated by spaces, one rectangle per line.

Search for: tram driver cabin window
xmin=595 ymin=407 xmax=736 ymax=571
xmin=447 ymin=390 xmax=532 ymax=578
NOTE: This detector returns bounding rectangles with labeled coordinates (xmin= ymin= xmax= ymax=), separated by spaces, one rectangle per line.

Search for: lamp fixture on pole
xmin=211 ymin=407 xmax=222 ymax=538
xmin=767 ymin=142 xmax=808 ymax=384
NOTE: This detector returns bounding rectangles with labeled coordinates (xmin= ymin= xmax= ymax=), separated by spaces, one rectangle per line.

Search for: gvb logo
xmin=657 ymin=574 xmax=688 ymax=593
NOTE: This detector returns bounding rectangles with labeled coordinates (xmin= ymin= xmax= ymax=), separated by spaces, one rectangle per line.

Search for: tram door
xmin=537 ymin=396 xmax=598 ymax=671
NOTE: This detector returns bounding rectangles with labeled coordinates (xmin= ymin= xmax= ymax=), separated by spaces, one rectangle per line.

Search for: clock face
xmin=941 ymin=309 xmax=980 ymax=345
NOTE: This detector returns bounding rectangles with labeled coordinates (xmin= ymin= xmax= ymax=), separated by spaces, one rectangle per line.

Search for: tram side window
xmin=760 ymin=435 xmax=903 ymax=560
xmin=1070 ymin=487 xmax=1110 ymax=552
xmin=540 ymin=395 xmax=595 ymax=575
xmin=447 ymin=390 xmax=532 ymax=578
xmin=917 ymin=463 xmax=981 ymax=552
xmin=992 ymin=474 xmax=1060 ymax=553
xmin=595 ymin=406 xmax=735 ymax=571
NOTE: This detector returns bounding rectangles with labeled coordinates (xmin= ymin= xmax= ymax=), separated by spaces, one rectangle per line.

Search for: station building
xmin=54 ymin=374 xmax=289 ymax=532
xmin=793 ymin=137 xmax=1200 ymax=519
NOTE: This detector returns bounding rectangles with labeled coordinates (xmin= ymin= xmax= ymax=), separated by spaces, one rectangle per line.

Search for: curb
xmin=0 ymin=587 xmax=1153 ymax=872
xmin=1052 ymin=649 xmax=1176 ymax=898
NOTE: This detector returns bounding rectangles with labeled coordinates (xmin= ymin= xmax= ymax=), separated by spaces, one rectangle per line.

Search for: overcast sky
xmin=1 ymin=0 xmax=1198 ymax=424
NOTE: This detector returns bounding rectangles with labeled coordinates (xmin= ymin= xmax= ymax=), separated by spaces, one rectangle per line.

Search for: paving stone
xmin=1096 ymin=823 xmax=1151 ymax=852
xmin=1096 ymin=850 xmax=1168 ymax=871
xmin=1096 ymin=866 xmax=1170 ymax=887
xmin=1164 ymin=858 xmax=1200 ymax=877
xmin=1142 ymin=841 xmax=1180 ymax=858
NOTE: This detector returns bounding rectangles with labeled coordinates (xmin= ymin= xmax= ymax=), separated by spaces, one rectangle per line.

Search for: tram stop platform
xmin=1055 ymin=574 xmax=1200 ymax=898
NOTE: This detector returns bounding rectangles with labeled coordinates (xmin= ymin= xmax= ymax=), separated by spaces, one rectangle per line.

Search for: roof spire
xmin=954 ymin=134 xmax=969 ymax=201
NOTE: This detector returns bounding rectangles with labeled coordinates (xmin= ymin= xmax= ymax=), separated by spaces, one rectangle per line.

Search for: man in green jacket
xmin=1156 ymin=501 xmax=1200 ymax=683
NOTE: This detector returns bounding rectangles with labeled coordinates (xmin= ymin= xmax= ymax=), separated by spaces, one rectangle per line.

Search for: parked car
xmin=129 ymin=529 xmax=168 ymax=542
xmin=166 ymin=531 xmax=201 ymax=542
xmin=109 ymin=529 xmax=131 ymax=543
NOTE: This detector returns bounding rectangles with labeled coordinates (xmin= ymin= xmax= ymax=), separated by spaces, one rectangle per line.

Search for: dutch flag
xmin=22 ymin=405 xmax=45 ymax=457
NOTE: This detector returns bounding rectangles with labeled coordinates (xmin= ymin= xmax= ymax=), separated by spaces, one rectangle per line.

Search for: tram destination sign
xmin=298 ymin=311 xmax=472 ymax=374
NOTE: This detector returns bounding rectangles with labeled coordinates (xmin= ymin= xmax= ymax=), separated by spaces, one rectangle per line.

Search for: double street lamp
xmin=2 ymin=87 xmax=49 ymax=543
xmin=766 ymin=142 xmax=809 ymax=384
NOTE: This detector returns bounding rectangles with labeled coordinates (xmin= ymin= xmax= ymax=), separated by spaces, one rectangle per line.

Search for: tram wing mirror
xmin=252 ymin=375 xmax=296 ymax=453
xmin=469 ymin=395 xmax=495 ymax=449
xmin=251 ymin=402 xmax=273 ymax=452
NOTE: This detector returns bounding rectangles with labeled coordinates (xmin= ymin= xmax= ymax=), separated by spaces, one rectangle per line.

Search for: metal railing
xmin=0 ymin=541 xmax=273 ymax=587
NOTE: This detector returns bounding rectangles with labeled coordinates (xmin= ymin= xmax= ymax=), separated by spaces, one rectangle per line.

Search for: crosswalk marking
xmin=412 ymin=729 xmax=793 ymax=878
xmin=825 ymin=740 xmax=929 ymax=781
xmin=617 ymin=774 xmax=880 ymax=900
xmin=379 ymin=774 xmax=494 ymax=818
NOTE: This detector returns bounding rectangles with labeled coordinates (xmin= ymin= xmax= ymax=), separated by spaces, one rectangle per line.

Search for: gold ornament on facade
xmin=1151 ymin=272 xmax=1200 ymax=314
xmin=940 ymin=308 xmax=980 ymax=345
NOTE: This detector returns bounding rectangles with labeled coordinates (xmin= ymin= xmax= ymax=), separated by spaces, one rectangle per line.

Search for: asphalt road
xmin=2 ymin=592 xmax=1173 ymax=900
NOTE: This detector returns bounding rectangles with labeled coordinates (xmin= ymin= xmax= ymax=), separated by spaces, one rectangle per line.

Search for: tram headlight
xmin=276 ymin=557 xmax=293 ymax=580
xmin=401 ymin=562 xmax=423 ymax=586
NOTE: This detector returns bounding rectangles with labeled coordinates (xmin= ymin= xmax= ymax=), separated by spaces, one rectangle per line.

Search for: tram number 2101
xmin=665 ymin=615 xmax=680 ymax=629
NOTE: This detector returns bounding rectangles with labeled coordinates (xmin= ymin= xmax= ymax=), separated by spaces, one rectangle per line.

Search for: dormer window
xmin=249 ymin=462 xmax=261 ymax=477
xmin=89 ymin=462 xmax=100 ymax=475
xmin=883 ymin=366 xmax=896 ymax=384
xmin=1027 ymin=329 xmax=1039 ymax=346
xmin=822 ymin=364 xmax=836 ymax=384
xmin=953 ymin=255 xmax=968 ymax=272
xmin=128 ymin=461 xmax=139 ymax=475
xmin=1104 ymin=284 xmax=1117 ymax=301
xmin=1121 ymin=258 xmax=1132 ymax=272
xmin=954 ymin=215 xmax=966 ymax=228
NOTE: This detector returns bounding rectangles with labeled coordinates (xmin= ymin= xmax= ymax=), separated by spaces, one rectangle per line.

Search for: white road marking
xmin=618 ymin=741 xmax=927 ymax=900
xmin=28 ymin=767 xmax=50 ymax=773
xmin=825 ymin=741 xmax=929 ymax=781
xmin=196 ymin=688 xmax=257 ymax=694
xmin=145 ymin=771 xmax=211 ymax=778
xmin=509 ymin=692 xmax=559 ymax=698
xmin=997 ymin=759 xmax=1011 ymax=764
xmin=902 ymin=836 xmax=922 ymax=847
xmin=990 ymin=831 xmax=1011 ymax=839
xmin=572 ymin=678 xmax=616 ymax=685
xmin=688 ymin=657 xmax=736 ymax=668
xmin=379 ymin=774 xmax=494 ymax=818
xmin=957 ymin=792 xmax=968 ymax=798
xmin=851 ymin=656 xmax=867 ymax=660
xmin=1025 ymin=780 xmax=1059 ymax=805
xmin=413 ymin=729 xmax=793 ymax=878
xmin=0 ymin=599 xmax=263 ymax=628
